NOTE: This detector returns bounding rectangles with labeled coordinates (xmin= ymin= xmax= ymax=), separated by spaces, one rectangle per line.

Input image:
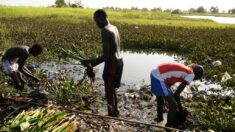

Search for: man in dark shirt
xmin=1 ymin=44 xmax=43 ymax=92
xmin=82 ymin=9 xmax=123 ymax=117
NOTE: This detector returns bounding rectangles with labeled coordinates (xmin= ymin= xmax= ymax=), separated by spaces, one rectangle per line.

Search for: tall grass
xmin=0 ymin=6 xmax=234 ymax=131
xmin=0 ymin=6 xmax=93 ymax=17
xmin=0 ymin=6 xmax=234 ymax=27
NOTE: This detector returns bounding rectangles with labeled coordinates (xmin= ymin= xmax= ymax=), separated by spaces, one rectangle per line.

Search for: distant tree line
xmin=54 ymin=0 xmax=83 ymax=8
xmin=53 ymin=1 xmax=235 ymax=15
xmin=104 ymin=6 xmax=235 ymax=14
xmin=228 ymin=8 xmax=235 ymax=14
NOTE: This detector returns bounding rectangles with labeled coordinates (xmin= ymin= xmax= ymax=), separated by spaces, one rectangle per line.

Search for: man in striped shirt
xmin=150 ymin=62 xmax=204 ymax=128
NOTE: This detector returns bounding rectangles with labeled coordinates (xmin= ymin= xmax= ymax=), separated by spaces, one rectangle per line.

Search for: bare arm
xmin=18 ymin=55 xmax=39 ymax=81
xmin=173 ymin=81 xmax=188 ymax=111
xmin=90 ymin=29 xmax=110 ymax=67
xmin=174 ymin=81 xmax=188 ymax=96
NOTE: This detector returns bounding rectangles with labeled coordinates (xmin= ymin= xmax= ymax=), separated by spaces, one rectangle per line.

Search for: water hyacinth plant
xmin=0 ymin=7 xmax=234 ymax=131
xmin=0 ymin=108 xmax=78 ymax=131
xmin=44 ymin=77 xmax=96 ymax=108
xmin=58 ymin=43 xmax=96 ymax=83
xmin=184 ymin=85 xmax=235 ymax=131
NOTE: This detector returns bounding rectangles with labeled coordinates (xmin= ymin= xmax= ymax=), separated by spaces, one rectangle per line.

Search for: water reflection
xmin=96 ymin=50 xmax=182 ymax=85
xmin=40 ymin=50 xmax=182 ymax=85
xmin=40 ymin=50 xmax=228 ymax=95
xmin=182 ymin=16 xmax=235 ymax=24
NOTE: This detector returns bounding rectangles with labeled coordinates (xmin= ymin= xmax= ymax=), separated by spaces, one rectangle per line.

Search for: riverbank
xmin=0 ymin=7 xmax=234 ymax=131
xmin=182 ymin=15 xmax=235 ymax=24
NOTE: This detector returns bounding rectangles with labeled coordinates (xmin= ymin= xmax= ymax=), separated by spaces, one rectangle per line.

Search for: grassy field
xmin=1 ymin=6 xmax=235 ymax=27
xmin=1 ymin=6 xmax=234 ymax=78
xmin=0 ymin=6 xmax=235 ymax=131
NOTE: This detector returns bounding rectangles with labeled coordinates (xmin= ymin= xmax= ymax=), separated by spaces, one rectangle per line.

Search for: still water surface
xmin=182 ymin=16 xmax=235 ymax=24
xmin=41 ymin=51 xmax=226 ymax=95
xmin=96 ymin=51 xmax=181 ymax=85
xmin=41 ymin=51 xmax=182 ymax=85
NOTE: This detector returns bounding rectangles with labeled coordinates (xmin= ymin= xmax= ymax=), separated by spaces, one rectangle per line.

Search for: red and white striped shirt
xmin=155 ymin=62 xmax=195 ymax=85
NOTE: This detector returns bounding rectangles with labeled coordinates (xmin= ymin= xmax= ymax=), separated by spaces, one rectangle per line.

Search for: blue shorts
xmin=150 ymin=69 xmax=173 ymax=96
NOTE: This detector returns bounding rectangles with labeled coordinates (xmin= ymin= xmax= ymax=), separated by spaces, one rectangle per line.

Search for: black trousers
xmin=103 ymin=59 xmax=123 ymax=115
xmin=157 ymin=96 xmax=178 ymax=127
xmin=10 ymin=71 xmax=25 ymax=91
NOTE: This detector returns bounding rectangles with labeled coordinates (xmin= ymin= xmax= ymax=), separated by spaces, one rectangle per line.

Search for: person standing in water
xmin=82 ymin=9 xmax=123 ymax=117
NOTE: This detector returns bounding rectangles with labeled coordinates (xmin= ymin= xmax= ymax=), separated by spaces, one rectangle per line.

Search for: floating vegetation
xmin=185 ymin=89 xmax=235 ymax=131
xmin=0 ymin=7 xmax=234 ymax=131
xmin=1 ymin=108 xmax=78 ymax=131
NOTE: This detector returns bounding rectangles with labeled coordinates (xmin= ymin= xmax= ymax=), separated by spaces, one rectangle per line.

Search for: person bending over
xmin=150 ymin=62 xmax=203 ymax=128
xmin=2 ymin=44 xmax=43 ymax=91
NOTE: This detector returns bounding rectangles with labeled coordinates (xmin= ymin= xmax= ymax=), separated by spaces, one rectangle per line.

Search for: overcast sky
xmin=0 ymin=0 xmax=235 ymax=11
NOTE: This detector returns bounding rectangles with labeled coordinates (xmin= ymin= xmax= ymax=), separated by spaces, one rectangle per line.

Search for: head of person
xmin=93 ymin=9 xmax=108 ymax=28
xmin=190 ymin=64 xmax=204 ymax=80
xmin=29 ymin=44 xmax=43 ymax=56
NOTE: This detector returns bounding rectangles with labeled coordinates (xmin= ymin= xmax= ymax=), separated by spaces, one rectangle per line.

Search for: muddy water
xmin=39 ymin=50 xmax=228 ymax=129
xmin=40 ymin=50 xmax=226 ymax=96
xmin=39 ymin=51 xmax=181 ymax=127
xmin=40 ymin=51 xmax=182 ymax=85
xmin=96 ymin=51 xmax=183 ymax=85
xmin=40 ymin=51 xmax=182 ymax=100
xmin=40 ymin=50 xmax=224 ymax=96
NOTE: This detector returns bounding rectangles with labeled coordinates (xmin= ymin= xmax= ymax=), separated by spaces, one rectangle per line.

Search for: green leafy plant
xmin=1 ymin=108 xmax=78 ymax=131
xmin=185 ymin=88 xmax=235 ymax=131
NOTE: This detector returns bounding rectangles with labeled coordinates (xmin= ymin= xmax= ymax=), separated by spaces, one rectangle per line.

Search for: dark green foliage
xmin=188 ymin=8 xmax=196 ymax=14
xmin=185 ymin=91 xmax=235 ymax=131
xmin=119 ymin=25 xmax=235 ymax=79
xmin=0 ymin=17 xmax=234 ymax=80
xmin=55 ymin=0 xmax=67 ymax=7
xmin=0 ymin=15 xmax=234 ymax=131
xmin=171 ymin=9 xmax=182 ymax=14
xmin=210 ymin=6 xmax=219 ymax=14
xmin=228 ymin=8 xmax=235 ymax=14
xmin=196 ymin=6 xmax=207 ymax=13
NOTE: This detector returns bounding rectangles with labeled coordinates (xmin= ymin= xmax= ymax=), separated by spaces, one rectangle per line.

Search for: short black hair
xmin=94 ymin=9 xmax=107 ymax=18
xmin=31 ymin=44 xmax=43 ymax=53
xmin=193 ymin=65 xmax=204 ymax=79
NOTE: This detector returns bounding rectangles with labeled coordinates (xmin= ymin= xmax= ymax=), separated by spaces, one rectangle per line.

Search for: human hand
xmin=86 ymin=66 xmax=95 ymax=82
xmin=81 ymin=59 xmax=92 ymax=67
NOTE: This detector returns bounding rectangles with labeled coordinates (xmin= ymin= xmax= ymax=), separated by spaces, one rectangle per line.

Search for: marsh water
xmin=182 ymin=16 xmax=235 ymax=24
xmin=41 ymin=50 xmax=182 ymax=85
xmin=39 ymin=50 xmax=228 ymax=126
xmin=40 ymin=50 xmax=224 ymax=91
xmin=98 ymin=51 xmax=183 ymax=85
